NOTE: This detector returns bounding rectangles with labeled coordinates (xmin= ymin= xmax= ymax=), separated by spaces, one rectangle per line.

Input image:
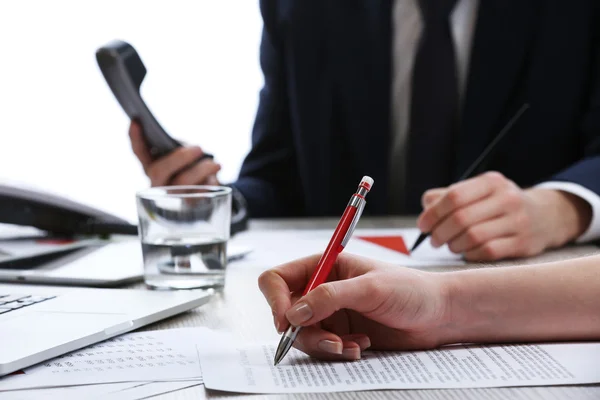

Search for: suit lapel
xmin=456 ymin=0 xmax=540 ymax=177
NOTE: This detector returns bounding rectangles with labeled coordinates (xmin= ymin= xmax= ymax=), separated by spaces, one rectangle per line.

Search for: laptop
xmin=0 ymin=283 xmax=212 ymax=376
xmin=0 ymin=240 xmax=253 ymax=287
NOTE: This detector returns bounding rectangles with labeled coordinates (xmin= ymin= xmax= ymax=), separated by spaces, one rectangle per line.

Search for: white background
xmin=0 ymin=0 xmax=262 ymax=222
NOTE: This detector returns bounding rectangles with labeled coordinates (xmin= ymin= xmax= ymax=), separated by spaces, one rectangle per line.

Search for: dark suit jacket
xmin=232 ymin=0 xmax=600 ymax=218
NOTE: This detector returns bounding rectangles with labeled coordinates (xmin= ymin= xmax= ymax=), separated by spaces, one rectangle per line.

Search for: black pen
xmin=410 ymin=103 xmax=531 ymax=253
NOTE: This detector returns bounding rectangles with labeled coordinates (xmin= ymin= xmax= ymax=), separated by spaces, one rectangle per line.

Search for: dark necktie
xmin=404 ymin=0 xmax=459 ymax=213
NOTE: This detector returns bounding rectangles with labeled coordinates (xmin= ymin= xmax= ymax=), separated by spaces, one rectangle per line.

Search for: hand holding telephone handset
xmin=96 ymin=40 xmax=212 ymax=162
xmin=96 ymin=40 xmax=248 ymax=235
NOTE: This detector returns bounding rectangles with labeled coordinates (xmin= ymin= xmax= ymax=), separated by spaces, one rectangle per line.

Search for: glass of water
xmin=136 ymin=185 xmax=232 ymax=290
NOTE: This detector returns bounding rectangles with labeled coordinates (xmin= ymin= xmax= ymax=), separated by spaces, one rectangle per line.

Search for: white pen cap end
xmin=360 ymin=176 xmax=374 ymax=192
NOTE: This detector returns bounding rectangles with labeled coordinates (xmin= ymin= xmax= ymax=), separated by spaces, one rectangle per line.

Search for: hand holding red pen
xmin=267 ymin=176 xmax=374 ymax=365
xmin=258 ymin=253 xmax=450 ymax=362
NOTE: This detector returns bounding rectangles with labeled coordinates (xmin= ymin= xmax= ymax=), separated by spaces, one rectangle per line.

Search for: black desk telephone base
xmin=0 ymin=183 xmax=248 ymax=237
xmin=0 ymin=184 xmax=137 ymax=236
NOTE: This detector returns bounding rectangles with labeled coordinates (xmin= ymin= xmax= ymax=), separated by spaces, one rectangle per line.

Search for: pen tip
xmin=411 ymin=234 xmax=427 ymax=253
xmin=273 ymin=335 xmax=294 ymax=367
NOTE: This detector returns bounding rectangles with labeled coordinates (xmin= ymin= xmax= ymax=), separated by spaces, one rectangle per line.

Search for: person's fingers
xmin=258 ymin=254 xmax=323 ymax=333
xmin=447 ymin=215 xmax=518 ymax=254
xmin=128 ymin=121 xmax=153 ymax=169
xmin=284 ymin=275 xmax=383 ymax=328
xmin=340 ymin=334 xmax=371 ymax=352
xmin=417 ymin=172 xmax=508 ymax=233
xmin=259 ymin=273 xmax=294 ymax=334
xmin=146 ymin=147 xmax=203 ymax=186
xmin=170 ymin=160 xmax=221 ymax=186
xmin=421 ymin=188 xmax=446 ymax=208
xmin=429 ymin=190 xmax=521 ymax=248
xmin=294 ymin=326 xmax=343 ymax=359
xmin=340 ymin=340 xmax=362 ymax=361
xmin=463 ymin=236 xmax=522 ymax=261
xmin=206 ymin=175 xmax=220 ymax=186
xmin=293 ymin=326 xmax=367 ymax=361
xmin=259 ymin=254 xmax=378 ymax=334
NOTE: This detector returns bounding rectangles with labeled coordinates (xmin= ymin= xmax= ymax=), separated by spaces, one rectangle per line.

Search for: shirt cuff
xmin=535 ymin=181 xmax=600 ymax=243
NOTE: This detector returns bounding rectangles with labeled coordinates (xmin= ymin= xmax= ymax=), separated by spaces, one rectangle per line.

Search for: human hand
xmin=129 ymin=120 xmax=221 ymax=186
xmin=417 ymin=172 xmax=592 ymax=261
xmin=258 ymin=254 xmax=453 ymax=361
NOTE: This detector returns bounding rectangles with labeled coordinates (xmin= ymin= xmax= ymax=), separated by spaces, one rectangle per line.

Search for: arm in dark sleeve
xmin=232 ymin=0 xmax=304 ymax=218
xmin=548 ymin=6 xmax=600 ymax=194
xmin=540 ymin=7 xmax=600 ymax=242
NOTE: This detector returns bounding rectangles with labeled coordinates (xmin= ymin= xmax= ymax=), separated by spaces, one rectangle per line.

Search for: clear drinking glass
xmin=136 ymin=186 xmax=232 ymax=290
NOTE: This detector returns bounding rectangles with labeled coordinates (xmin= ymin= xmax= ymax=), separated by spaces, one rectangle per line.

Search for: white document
xmin=198 ymin=333 xmax=600 ymax=393
xmin=0 ymin=382 xmax=142 ymax=400
xmin=107 ymin=380 xmax=202 ymax=400
xmin=231 ymin=228 xmax=463 ymax=269
xmin=0 ymin=381 xmax=202 ymax=400
xmin=0 ymin=328 xmax=204 ymax=391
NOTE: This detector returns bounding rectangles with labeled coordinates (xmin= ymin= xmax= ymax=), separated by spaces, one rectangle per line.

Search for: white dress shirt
xmin=389 ymin=0 xmax=600 ymax=242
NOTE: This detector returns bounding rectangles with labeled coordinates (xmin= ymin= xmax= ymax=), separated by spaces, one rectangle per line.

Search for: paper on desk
xmin=0 ymin=381 xmax=202 ymax=400
xmin=198 ymin=331 xmax=600 ymax=393
xmin=107 ymin=380 xmax=202 ymax=400
xmin=0 ymin=382 xmax=142 ymax=400
xmin=231 ymin=228 xmax=463 ymax=269
xmin=0 ymin=328 xmax=204 ymax=391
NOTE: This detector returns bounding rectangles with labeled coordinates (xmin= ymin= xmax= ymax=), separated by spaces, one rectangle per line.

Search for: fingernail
xmin=355 ymin=336 xmax=371 ymax=351
xmin=286 ymin=302 xmax=312 ymax=326
xmin=342 ymin=347 xmax=361 ymax=361
xmin=318 ymin=340 xmax=343 ymax=355
xmin=273 ymin=316 xmax=281 ymax=334
xmin=430 ymin=238 xmax=440 ymax=248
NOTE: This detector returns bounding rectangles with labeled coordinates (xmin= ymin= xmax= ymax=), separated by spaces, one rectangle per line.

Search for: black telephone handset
xmin=95 ymin=40 xmax=211 ymax=160
xmin=95 ymin=40 xmax=248 ymax=235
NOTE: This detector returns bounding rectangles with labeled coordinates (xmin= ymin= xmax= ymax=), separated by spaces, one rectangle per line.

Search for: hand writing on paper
xmin=258 ymin=254 xmax=451 ymax=362
xmin=416 ymin=172 xmax=591 ymax=261
xmin=129 ymin=120 xmax=221 ymax=186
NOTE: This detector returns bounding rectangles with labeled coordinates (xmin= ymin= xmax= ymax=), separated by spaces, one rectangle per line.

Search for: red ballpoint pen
xmin=273 ymin=176 xmax=374 ymax=366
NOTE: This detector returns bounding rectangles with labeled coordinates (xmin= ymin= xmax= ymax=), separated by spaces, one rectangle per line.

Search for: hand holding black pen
xmin=411 ymin=104 xmax=531 ymax=255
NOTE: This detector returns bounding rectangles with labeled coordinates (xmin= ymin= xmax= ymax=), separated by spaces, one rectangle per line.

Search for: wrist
xmin=435 ymin=272 xmax=474 ymax=346
xmin=526 ymin=188 xmax=592 ymax=246
xmin=438 ymin=270 xmax=511 ymax=345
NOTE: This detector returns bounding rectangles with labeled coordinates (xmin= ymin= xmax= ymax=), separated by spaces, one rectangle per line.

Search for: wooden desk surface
xmin=142 ymin=217 xmax=600 ymax=400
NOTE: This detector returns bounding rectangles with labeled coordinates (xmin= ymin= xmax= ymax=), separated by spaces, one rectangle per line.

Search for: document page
xmin=1 ymin=382 xmax=143 ymax=400
xmin=199 ymin=336 xmax=600 ymax=393
xmin=1 ymin=381 xmax=202 ymax=400
xmin=232 ymin=228 xmax=464 ymax=269
xmin=0 ymin=328 xmax=204 ymax=391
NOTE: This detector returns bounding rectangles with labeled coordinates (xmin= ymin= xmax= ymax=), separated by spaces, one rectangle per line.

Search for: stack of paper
xmin=2 ymin=327 xmax=600 ymax=396
xmin=1 ymin=381 xmax=201 ymax=400
xmin=196 ymin=330 xmax=600 ymax=394
xmin=0 ymin=328 xmax=204 ymax=398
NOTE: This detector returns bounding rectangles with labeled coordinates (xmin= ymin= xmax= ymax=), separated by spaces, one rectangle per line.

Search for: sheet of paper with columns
xmin=197 ymin=329 xmax=600 ymax=394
